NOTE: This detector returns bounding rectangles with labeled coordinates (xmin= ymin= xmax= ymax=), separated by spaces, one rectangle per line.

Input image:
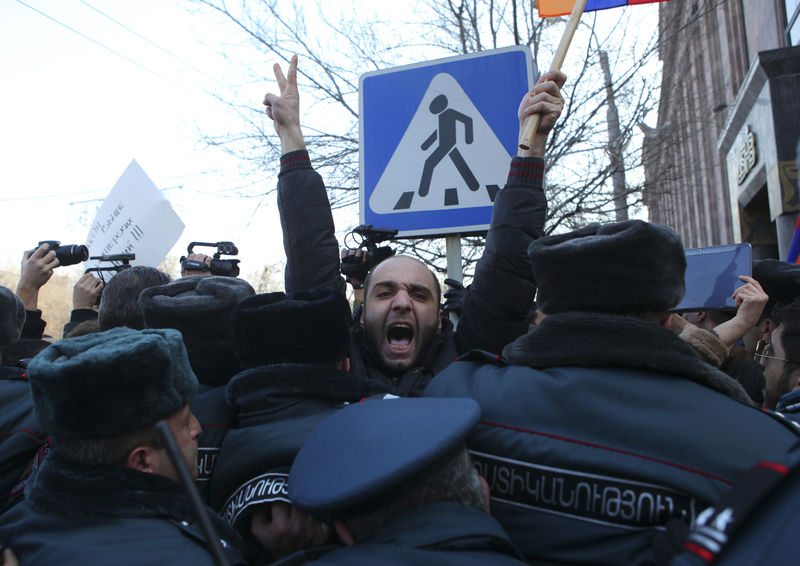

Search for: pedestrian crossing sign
xmin=359 ymin=46 xmax=535 ymax=237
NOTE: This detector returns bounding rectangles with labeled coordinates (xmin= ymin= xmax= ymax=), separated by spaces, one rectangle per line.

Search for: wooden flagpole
xmin=519 ymin=0 xmax=588 ymax=150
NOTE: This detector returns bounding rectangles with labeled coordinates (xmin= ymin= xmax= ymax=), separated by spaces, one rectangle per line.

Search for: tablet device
xmin=673 ymin=243 xmax=752 ymax=312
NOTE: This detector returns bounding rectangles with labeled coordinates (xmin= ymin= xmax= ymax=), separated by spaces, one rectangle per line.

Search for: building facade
xmin=644 ymin=0 xmax=800 ymax=260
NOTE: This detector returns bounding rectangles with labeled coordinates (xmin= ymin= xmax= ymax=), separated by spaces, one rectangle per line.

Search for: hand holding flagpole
xmin=519 ymin=0 xmax=588 ymax=150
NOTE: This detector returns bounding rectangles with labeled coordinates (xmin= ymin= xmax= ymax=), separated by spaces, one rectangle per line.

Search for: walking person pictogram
xmin=418 ymin=95 xmax=480 ymax=197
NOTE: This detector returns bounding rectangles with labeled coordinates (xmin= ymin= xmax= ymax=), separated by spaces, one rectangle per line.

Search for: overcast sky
xmin=1 ymin=0 xmax=300 ymax=279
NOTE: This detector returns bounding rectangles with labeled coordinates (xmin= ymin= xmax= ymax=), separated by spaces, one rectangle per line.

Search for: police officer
xmin=208 ymin=287 xmax=390 ymax=563
xmin=284 ymin=397 xmax=529 ymax=565
xmin=0 ymin=286 xmax=40 ymax=512
xmin=425 ymin=220 xmax=800 ymax=564
xmin=139 ymin=275 xmax=255 ymax=498
xmin=0 ymin=327 xmax=247 ymax=565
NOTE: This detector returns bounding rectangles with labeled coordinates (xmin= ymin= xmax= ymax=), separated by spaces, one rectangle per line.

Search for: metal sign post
xmin=445 ymin=234 xmax=463 ymax=327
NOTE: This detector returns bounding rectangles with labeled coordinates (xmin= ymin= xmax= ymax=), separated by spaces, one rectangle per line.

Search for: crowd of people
xmin=1 ymin=54 xmax=800 ymax=566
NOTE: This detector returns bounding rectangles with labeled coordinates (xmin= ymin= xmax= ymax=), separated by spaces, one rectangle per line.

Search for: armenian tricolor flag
xmin=786 ymin=214 xmax=800 ymax=264
xmin=539 ymin=0 xmax=668 ymax=18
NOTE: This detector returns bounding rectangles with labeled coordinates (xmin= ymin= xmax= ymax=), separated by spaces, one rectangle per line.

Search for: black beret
xmin=752 ymin=259 xmax=800 ymax=318
xmin=289 ymin=397 xmax=480 ymax=520
xmin=529 ymin=220 xmax=686 ymax=314
xmin=28 ymin=327 xmax=198 ymax=438
xmin=234 ymin=287 xmax=351 ymax=367
xmin=0 ymin=286 xmax=25 ymax=346
xmin=139 ymin=276 xmax=254 ymax=350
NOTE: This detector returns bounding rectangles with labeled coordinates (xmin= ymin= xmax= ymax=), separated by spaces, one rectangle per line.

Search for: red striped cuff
xmin=280 ymin=150 xmax=312 ymax=175
xmin=507 ymin=156 xmax=544 ymax=187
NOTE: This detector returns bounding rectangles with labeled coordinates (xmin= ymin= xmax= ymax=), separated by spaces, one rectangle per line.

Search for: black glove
xmin=443 ymin=278 xmax=469 ymax=316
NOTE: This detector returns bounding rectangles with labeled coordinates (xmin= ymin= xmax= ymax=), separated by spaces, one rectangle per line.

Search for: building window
xmin=787 ymin=0 xmax=800 ymax=46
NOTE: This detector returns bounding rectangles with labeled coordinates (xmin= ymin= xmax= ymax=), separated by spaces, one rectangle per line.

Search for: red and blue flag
xmin=539 ymin=0 xmax=668 ymax=18
xmin=786 ymin=214 xmax=800 ymax=264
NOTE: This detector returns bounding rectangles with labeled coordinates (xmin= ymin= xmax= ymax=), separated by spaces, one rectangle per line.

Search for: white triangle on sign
xmin=369 ymin=72 xmax=512 ymax=215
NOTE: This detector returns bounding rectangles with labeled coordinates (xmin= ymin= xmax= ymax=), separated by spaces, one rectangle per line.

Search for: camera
xmin=32 ymin=241 xmax=89 ymax=267
xmin=180 ymin=241 xmax=240 ymax=277
xmin=341 ymin=225 xmax=398 ymax=282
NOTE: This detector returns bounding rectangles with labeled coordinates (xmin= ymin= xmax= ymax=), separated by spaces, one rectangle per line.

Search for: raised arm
xmin=266 ymin=55 xmax=346 ymax=295
xmin=456 ymin=71 xmax=566 ymax=354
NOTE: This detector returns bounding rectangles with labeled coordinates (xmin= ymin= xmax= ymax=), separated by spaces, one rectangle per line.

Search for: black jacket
xmin=425 ymin=312 xmax=800 ymax=565
xmin=0 ymin=452 xmax=246 ymax=565
xmin=277 ymin=151 xmax=545 ymax=395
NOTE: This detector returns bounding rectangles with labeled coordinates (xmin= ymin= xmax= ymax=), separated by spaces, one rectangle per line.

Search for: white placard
xmin=85 ymin=160 xmax=184 ymax=269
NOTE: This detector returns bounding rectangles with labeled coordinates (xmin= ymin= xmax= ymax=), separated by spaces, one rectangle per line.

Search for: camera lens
xmin=55 ymin=245 xmax=90 ymax=267
xmin=210 ymin=259 xmax=240 ymax=277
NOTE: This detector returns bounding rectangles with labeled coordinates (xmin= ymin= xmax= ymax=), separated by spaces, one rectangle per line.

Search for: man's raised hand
xmin=263 ymin=54 xmax=305 ymax=153
xmin=517 ymin=70 xmax=567 ymax=158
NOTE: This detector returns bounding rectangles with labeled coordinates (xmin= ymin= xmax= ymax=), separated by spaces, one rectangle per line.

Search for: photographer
xmin=266 ymin=55 xmax=561 ymax=395
xmin=61 ymin=273 xmax=103 ymax=337
xmin=15 ymin=244 xmax=58 ymax=340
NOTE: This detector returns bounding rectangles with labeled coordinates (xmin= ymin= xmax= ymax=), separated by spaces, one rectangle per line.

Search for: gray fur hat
xmin=27 ymin=326 xmax=198 ymax=438
xmin=0 ymin=286 xmax=25 ymax=346
xmin=139 ymin=276 xmax=255 ymax=350
xmin=530 ymin=220 xmax=687 ymax=314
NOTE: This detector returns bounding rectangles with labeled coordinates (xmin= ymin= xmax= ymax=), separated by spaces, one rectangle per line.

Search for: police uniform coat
xmin=187 ymin=348 xmax=243 ymax=499
xmin=0 ymin=366 xmax=43 ymax=512
xmin=278 ymin=503 xmax=528 ymax=566
xmin=208 ymin=363 xmax=389 ymax=560
xmin=0 ymin=451 xmax=246 ymax=565
xmin=424 ymin=311 xmax=800 ymax=565
xmin=277 ymin=151 xmax=545 ymax=396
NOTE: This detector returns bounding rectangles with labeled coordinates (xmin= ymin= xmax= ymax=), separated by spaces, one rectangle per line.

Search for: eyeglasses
xmin=753 ymin=338 xmax=795 ymax=364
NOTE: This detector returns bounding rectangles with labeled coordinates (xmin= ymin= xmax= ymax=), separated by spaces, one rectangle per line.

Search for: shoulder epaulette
xmin=682 ymin=441 xmax=800 ymax=563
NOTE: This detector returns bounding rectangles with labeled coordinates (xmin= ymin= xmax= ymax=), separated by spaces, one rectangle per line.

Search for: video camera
xmin=180 ymin=241 xmax=240 ymax=277
xmin=341 ymin=225 xmax=398 ymax=282
xmin=31 ymin=241 xmax=89 ymax=267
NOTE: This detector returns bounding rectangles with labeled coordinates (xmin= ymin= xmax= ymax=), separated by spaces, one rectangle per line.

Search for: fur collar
xmin=26 ymin=451 xmax=240 ymax=543
xmin=502 ymin=312 xmax=752 ymax=404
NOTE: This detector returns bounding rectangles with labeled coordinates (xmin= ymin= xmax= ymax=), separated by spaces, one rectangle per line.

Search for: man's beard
xmin=365 ymin=318 xmax=440 ymax=375
xmin=766 ymin=365 xmax=799 ymax=410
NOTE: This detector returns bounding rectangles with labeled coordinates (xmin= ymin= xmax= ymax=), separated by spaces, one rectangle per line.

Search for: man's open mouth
xmin=387 ymin=323 xmax=414 ymax=352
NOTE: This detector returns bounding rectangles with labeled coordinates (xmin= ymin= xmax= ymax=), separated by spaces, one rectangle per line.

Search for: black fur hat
xmin=529 ymin=220 xmax=686 ymax=314
xmin=27 ymin=327 xmax=198 ymax=438
xmin=752 ymin=259 xmax=800 ymax=319
xmin=0 ymin=286 xmax=25 ymax=347
xmin=139 ymin=276 xmax=255 ymax=350
xmin=234 ymin=287 xmax=351 ymax=368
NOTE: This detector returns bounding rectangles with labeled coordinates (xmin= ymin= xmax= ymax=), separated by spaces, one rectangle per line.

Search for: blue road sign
xmin=359 ymin=46 xmax=535 ymax=237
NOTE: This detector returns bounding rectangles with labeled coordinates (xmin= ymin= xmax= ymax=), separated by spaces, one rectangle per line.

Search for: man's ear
xmin=126 ymin=445 xmax=156 ymax=474
xmin=660 ymin=312 xmax=674 ymax=329
xmin=359 ymin=304 xmax=366 ymax=327
xmin=334 ymin=520 xmax=356 ymax=547
xmin=764 ymin=318 xmax=778 ymax=334
xmin=338 ymin=357 xmax=351 ymax=373
xmin=438 ymin=308 xmax=444 ymax=332
xmin=479 ymin=474 xmax=491 ymax=513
